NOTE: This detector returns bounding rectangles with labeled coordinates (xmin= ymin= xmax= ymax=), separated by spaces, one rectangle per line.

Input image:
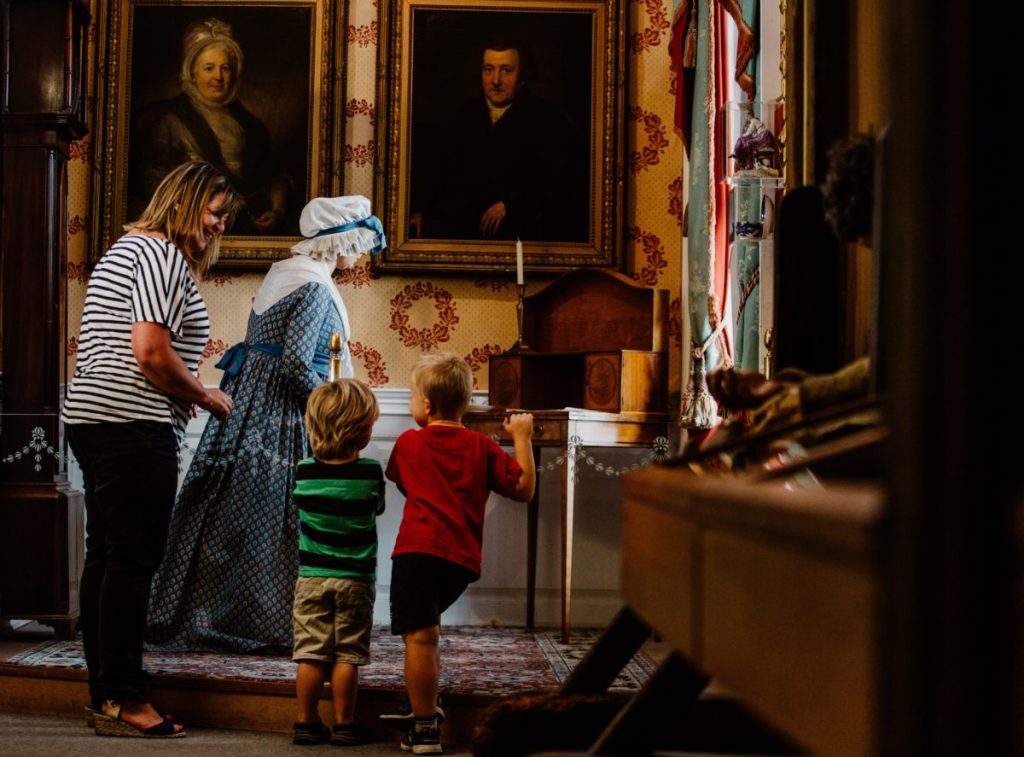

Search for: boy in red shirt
xmin=384 ymin=353 xmax=535 ymax=754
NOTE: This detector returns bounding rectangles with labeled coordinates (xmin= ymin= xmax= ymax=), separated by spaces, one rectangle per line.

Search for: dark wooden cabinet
xmin=488 ymin=269 xmax=669 ymax=413
xmin=0 ymin=0 xmax=89 ymax=638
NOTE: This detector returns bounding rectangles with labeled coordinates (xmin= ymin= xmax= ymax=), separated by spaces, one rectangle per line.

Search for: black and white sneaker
xmin=379 ymin=697 xmax=445 ymax=732
xmin=400 ymin=719 xmax=442 ymax=755
xmin=330 ymin=720 xmax=373 ymax=747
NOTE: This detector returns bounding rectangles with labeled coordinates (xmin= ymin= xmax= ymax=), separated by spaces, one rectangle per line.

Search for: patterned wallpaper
xmin=65 ymin=0 xmax=685 ymax=396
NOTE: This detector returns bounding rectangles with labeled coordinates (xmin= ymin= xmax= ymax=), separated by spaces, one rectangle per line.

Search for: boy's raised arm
xmin=503 ymin=412 xmax=536 ymax=502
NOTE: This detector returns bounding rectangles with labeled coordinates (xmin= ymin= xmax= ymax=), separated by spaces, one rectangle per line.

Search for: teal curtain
xmin=732 ymin=183 xmax=761 ymax=371
xmin=730 ymin=0 xmax=762 ymax=372
xmin=677 ymin=0 xmax=764 ymax=426
xmin=679 ymin=0 xmax=721 ymax=429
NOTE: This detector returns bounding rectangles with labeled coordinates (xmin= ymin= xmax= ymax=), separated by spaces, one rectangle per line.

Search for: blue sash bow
xmin=215 ymin=341 xmax=332 ymax=388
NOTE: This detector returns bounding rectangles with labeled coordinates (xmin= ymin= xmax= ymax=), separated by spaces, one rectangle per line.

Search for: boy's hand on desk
xmin=503 ymin=412 xmax=534 ymax=440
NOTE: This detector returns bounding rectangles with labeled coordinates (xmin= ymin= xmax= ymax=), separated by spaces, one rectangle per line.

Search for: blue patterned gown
xmin=146 ymin=282 xmax=344 ymax=652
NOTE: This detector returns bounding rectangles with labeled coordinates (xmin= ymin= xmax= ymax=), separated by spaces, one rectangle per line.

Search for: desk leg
xmin=560 ymin=437 xmax=578 ymax=643
xmin=525 ymin=444 xmax=540 ymax=632
xmin=591 ymin=652 xmax=709 ymax=755
xmin=561 ymin=607 xmax=652 ymax=695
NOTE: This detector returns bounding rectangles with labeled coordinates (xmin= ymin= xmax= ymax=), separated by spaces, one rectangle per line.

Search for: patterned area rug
xmin=4 ymin=626 xmax=655 ymax=697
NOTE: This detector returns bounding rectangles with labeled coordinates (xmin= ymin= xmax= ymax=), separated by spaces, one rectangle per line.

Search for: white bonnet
xmin=291 ymin=195 xmax=386 ymax=260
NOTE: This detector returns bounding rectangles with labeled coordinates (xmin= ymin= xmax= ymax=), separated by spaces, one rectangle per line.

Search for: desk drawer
xmin=469 ymin=418 xmax=564 ymax=443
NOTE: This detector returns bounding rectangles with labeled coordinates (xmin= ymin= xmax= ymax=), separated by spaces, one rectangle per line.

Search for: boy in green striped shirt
xmin=291 ymin=379 xmax=384 ymax=747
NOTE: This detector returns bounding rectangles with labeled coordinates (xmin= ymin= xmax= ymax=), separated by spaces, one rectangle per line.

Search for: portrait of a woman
xmin=128 ymin=18 xmax=292 ymax=235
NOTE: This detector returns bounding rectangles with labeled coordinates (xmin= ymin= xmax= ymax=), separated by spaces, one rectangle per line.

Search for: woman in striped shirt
xmin=62 ymin=161 xmax=241 ymax=738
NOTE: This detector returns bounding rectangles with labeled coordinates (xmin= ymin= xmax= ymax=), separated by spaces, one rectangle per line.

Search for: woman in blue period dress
xmin=146 ymin=196 xmax=385 ymax=653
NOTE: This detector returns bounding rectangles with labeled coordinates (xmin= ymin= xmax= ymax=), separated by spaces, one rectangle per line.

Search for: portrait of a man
xmin=125 ymin=5 xmax=312 ymax=237
xmin=407 ymin=12 xmax=592 ymax=243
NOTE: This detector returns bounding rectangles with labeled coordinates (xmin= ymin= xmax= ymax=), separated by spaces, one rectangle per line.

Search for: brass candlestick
xmin=510 ymin=283 xmax=531 ymax=354
xmin=327 ymin=332 xmax=343 ymax=381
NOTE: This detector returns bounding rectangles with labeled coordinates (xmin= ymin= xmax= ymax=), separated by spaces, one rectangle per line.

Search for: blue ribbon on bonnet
xmin=312 ymin=216 xmax=387 ymax=253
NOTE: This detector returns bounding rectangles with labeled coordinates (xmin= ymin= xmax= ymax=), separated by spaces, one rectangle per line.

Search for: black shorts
xmin=390 ymin=553 xmax=477 ymax=635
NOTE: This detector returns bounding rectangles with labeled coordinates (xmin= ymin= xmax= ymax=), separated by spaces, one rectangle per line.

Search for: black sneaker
xmin=379 ymin=697 xmax=445 ymax=732
xmin=400 ymin=721 xmax=442 ymax=755
xmin=330 ymin=720 xmax=372 ymax=747
xmin=292 ymin=720 xmax=331 ymax=746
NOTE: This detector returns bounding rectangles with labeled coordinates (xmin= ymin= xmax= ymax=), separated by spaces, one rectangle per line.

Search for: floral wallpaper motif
xmin=464 ymin=344 xmax=505 ymax=388
xmin=349 ymin=21 xmax=378 ymax=47
xmin=344 ymin=142 xmax=375 ymax=168
xmin=629 ymin=226 xmax=669 ymax=287
xmin=63 ymin=0 xmax=685 ymax=406
xmin=629 ymin=106 xmax=670 ymax=173
xmin=669 ymin=296 xmax=682 ymax=349
xmin=350 ymin=340 xmax=389 ymax=386
xmin=67 ymin=262 xmax=90 ymax=285
xmin=346 ymin=99 xmax=377 ymax=125
xmin=630 ymin=0 xmax=670 ymax=54
xmin=473 ymin=279 xmax=515 ymax=293
xmin=201 ymin=272 xmax=238 ymax=287
xmin=199 ymin=338 xmax=229 ymax=369
xmin=333 ymin=261 xmax=374 ymax=288
xmin=69 ymin=140 xmax=91 ymax=163
xmin=668 ymin=177 xmax=683 ymax=226
xmin=389 ymin=282 xmax=459 ymax=352
xmin=69 ymin=215 xmax=89 ymax=236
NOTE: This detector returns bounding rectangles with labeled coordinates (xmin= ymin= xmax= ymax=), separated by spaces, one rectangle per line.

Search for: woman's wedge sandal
xmin=93 ymin=701 xmax=186 ymax=738
xmin=84 ymin=705 xmax=104 ymax=728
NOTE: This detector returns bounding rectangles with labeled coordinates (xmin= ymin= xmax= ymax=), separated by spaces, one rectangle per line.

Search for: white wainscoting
xmin=69 ymin=388 xmax=637 ymax=629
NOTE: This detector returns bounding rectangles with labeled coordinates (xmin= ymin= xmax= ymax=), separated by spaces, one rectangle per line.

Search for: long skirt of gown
xmin=146 ymin=283 xmax=343 ymax=652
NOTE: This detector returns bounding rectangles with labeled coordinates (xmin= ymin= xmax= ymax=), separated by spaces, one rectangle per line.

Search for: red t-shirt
xmin=386 ymin=424 xmax=523 ymax=575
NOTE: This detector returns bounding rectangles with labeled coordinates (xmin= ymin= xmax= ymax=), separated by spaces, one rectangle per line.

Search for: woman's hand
xmin=133 ymin=322 xmax=230 ymax=415
xmin=200 ymin=388 xmax=233 ymax=420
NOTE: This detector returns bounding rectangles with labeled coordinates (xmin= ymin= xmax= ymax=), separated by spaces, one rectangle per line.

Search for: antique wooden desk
xmin=462 ymin=406 xmax=671 ymax=642
xmin=474 ymin=268 xmax=671 ymax=640
xmin=602 ymin=413 xmax=888 ymax=755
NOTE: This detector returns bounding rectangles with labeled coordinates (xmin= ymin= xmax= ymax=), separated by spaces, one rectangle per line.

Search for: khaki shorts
xmin=292 ymin=576 xmax=375 ymax=665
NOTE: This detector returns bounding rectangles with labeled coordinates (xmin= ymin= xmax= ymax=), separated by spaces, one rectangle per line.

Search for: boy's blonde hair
xmin=412 ymin=352 xmax=472 ymax=419
xmin=305 ymin=379 xmax=379 ymax=460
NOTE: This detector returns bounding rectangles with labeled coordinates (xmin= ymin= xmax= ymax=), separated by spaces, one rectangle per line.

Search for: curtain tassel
xmin=679 ymin=350 xmax=718 ymax=429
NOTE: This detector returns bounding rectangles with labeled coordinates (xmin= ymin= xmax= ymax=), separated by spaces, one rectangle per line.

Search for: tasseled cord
xmin=679 ymin=321 xmax=726 ymax=429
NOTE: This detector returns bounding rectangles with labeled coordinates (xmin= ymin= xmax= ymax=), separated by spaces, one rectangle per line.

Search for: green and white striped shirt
xmin=293 ymin=457 xmax=385 ymax=581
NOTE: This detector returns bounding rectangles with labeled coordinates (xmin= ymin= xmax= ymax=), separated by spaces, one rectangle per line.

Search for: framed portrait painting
xmin=90 ymin=0 xmax=346 ymax=268
xmin=374 ymin=0 xmax=626 ymax=275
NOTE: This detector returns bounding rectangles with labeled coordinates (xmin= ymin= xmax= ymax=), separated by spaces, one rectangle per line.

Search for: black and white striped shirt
xmin=63 ymin=234 xmax=210 ymax=436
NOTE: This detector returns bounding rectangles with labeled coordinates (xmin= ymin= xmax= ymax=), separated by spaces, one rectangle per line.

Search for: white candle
xmin=516 ymin=239 xmax=524 ymax=285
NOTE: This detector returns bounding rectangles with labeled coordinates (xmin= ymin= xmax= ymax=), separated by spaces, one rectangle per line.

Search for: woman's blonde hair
xmin=126 ymin=160 xmax=242 ymax=276
xmin=411 ymin=352 xmax=472 ymax=419
xmin=305 ymin=379 xmax=380 ymax=460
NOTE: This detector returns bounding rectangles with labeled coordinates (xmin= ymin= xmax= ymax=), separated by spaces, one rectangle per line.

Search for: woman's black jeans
xmin=66 ymin=420 xmax=178 ymax=706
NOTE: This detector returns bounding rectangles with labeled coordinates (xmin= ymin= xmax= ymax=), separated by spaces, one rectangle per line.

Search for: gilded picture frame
xmin=90 ymin=0 xmax=346 ymax=268
xmin=373 ymin=0 xmax=625 ymax=275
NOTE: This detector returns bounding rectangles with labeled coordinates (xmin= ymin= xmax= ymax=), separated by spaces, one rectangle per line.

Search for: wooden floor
xmin=0 ymin=622 xmax=493 ymax=743
xmin=1 ymin=620 xmax=808 ymax=754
